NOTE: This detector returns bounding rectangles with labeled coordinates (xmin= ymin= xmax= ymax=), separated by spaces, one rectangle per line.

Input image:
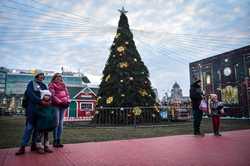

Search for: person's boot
xmin=53 ymin=139 xmax=58 ymax=148
xmin=15 ymin=146 xmax=25 ymax=155
xmin=44 ymin=146 xmax=53 ymax=153
xmin=57 ymin=139 xmax=64 ymax=148
xmin=30 ymin=143 xmax=37 ymax=152
xmin=197 ymin=132 xmax=205 ymax=136
xmin=216 ymin=133 xmax=222 ymax=136
xmin=214 ymin=130 xmax=222 ymax=136
xmin=44 ymin=141 xmax=53 ymax=153
xmin=36 ymin=143 xmax=45 ymax=154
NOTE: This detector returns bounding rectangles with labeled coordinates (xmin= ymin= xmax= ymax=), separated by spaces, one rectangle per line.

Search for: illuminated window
xmin=206 ymin=75 xmax=211 ymax=84
xmin=80 ymin=102 xmax=93 ymax=111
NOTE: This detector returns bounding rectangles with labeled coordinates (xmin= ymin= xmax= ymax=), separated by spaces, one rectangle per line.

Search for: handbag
xmin=59 ymin=102 xmax=70 ymax=109
xmin=199 ymin=99 xmax=208 ymax=113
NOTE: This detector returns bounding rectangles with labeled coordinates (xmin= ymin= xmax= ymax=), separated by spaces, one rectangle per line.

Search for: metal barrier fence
xmin=1 ymin=105 xmax=249 ymax=127
xmin=91 ymin=106 xmax=192 ymax=126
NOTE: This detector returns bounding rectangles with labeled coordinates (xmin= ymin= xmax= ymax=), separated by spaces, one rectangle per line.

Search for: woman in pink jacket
xmin=49 ymin=73 xmax=70 ymax=148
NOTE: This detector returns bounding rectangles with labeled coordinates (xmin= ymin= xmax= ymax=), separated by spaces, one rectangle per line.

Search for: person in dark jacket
xmin=35 ymin=90 xmax=57 ymax=154
xmin=190 ymin=79 xmax=204 ymax=136
xmin=16 ymin=72 xmax=48 ymax=155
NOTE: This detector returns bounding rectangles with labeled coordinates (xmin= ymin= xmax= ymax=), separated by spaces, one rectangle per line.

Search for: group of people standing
xmin=15 ymin=72 xmax=222 ymax=155
xmin=190 ymin=79 xmax=224 ymax=136
xmin=16 ymin=72 xmax=70 ymax=155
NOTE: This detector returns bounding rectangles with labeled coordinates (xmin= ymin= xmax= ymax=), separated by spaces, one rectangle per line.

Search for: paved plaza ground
xmin=0 ymin=129 xmax=249 ymax=166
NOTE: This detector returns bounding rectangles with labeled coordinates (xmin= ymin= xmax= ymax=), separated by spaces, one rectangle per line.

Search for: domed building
xmin=161 ymin=82 xmax=191 ymax=121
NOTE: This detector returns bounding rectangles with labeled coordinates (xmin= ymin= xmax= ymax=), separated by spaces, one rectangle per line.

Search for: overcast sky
xmin=1 ymin=0 xmax=250 ymax=98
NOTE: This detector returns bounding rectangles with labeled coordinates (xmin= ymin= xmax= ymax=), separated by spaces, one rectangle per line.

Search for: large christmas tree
xmin=94 ymin=8 xmax=159 ymax=124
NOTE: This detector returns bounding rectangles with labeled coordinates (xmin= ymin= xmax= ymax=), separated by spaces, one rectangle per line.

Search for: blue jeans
xmin=53 ymin=107 xmax=66 ymax=142
xmin=21 ymin=120 xmax=37 ymax=146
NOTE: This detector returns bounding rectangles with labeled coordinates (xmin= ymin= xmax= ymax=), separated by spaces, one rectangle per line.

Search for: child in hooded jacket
xmin=208 ymin=94 xmax=224 ymax=136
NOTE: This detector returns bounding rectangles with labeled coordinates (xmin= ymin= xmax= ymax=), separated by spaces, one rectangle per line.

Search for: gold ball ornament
xmin=117 ymin=46 xmax=125 ymax=53
xmin=132 ymin=106 xmax=142 ymax=116
xmin=106 ymin=96 xmax=113 ymax=104
xmin=139 ymin=89 xmax=148 ymax=96
xmin=119 ymin=62 xmax=129 ymax=68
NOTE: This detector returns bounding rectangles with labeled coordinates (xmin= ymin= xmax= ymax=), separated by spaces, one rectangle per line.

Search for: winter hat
xmin=192 ymin=76 xmax=201 ymax=84
xmin=194 ymin=79 xmax=201 ymax=84
xmin=40 ymin=90 xmax=51 ymax=99
xmin=35 ymin=72 xmax=44 ymax=79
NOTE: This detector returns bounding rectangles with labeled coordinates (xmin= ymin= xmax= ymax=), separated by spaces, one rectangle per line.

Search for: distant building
xmin=65 ymin=86 xmax=98 ymax=121
xmin=0 ymin=67 xmax=91 ymax=117
xmin=4 ymin=68 xmax=90 ymax=95
xmin=161 ymin=82 xmax=191 ymax=121
xmin=189 ymin=45 xmax=250 ymax=117
xmin=162 ymin=82 xmax=190 ymax=105
xmin=0 ymin=67 xmax=8 ymax=96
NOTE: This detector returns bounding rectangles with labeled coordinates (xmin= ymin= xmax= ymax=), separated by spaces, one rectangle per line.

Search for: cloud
xmin=1 ymin=0 xmax=250 ymax=98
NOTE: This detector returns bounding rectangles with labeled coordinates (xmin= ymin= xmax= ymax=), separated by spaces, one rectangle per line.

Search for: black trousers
xmin=193 ymin=109 xmax=203 ymax=133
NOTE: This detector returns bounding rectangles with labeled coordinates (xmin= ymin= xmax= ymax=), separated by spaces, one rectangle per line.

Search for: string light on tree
xmin=105 ymin=74 xmax=111 ymax=82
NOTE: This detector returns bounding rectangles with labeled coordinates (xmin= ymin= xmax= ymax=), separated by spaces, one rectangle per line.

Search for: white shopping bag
xmin=199 ymin=99 xmax=208 ymax=113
